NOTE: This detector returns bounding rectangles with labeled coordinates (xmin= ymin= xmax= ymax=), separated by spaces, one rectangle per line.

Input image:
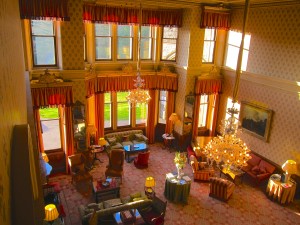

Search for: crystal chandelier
xmin=126 ymin=5 xmax=151 ymax=105
xmin=203 ymin=0 xmax=252 ymax=170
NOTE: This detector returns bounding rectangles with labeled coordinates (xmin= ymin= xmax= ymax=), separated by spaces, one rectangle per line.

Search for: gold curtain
xmin=210 ymin=94 xmax=220 ymax=136
xmin=95 ymin=93 xmax=105 ymax=141
xmin=65 ymin=106 xmax=74 ymax=174
xmin=165 ymin=91 xmax=175 ymax=134
xmin=33 ymin=108 xmax=44 ymax=153
xmin=146 ymin=90 xmax=156 ymax=143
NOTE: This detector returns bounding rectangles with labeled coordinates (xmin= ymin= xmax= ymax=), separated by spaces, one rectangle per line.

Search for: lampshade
xmin=86 ymin=124 xmax=97 ymax=134
xmin=42 ymin=152 xmax=49 ymax=163
xmin=145 ymin=176 xmax=155 ymax=188
xmin=169 ymin=113 xmax=179 ymax=122
xmin=98 ymin=137 xmax=107 ymax=146
xmin=282 ymin=160 xmax=297 ymax=174
xmin=45 ymin=204 xmax=59 ymax=222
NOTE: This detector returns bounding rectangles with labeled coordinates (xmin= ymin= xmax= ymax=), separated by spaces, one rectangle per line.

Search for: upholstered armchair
xmin=138 ymin=196 xmax=167 ymax=225
xmin=105 ymin=149 xmax=125 ymax=182
xmin=190 ymin=155 xmax=214 ymax=181
xmin=68 ymin=154 xmax=92 ymax=184
xmin=134 ymin=151 xmax=150 ymax=169
xmin=209 ymin=177 xmax=235 ymax=202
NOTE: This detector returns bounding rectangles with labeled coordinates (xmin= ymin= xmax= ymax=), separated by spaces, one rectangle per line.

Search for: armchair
xmin=190 ymin=155 xmax=214 ymax=181
xmin=68 ymin=154 xmax=92 ymax=184
xmin=138 ymin=196 xmax=167 ymax=225
xmin=134 ymin=151 xmax=150 ymax=169
xmin=105 ymin=149 xmax=125 ymax=183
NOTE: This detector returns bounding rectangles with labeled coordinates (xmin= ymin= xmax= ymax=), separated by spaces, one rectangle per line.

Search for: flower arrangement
xmin=174 ymin=152 xmax=187 ymax=169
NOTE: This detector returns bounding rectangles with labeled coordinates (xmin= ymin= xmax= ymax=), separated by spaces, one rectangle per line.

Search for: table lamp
xmin=282 ymin=160 xmax=297 ymax=183
xmin=169 ymin=113 xmax=179 ymax=135
xmin=44 ymin=204 xmax=59 ymax=225
xmin=145 ymin=176 xmax=155 ymax=198
xmin=98 ymin=137 xmax=107 ymax=148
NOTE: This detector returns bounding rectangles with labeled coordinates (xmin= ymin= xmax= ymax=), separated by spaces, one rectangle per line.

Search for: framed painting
xmin=239 ymin=101 xmax=273 ymax=142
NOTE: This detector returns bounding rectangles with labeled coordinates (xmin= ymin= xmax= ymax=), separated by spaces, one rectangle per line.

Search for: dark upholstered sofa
xmin=242 ymin=152 xmax=276 ymax=185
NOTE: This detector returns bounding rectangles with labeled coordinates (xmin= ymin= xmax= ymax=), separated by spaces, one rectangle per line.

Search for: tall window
xmin=136 ymin=103 xmax=147 ymax=125
xmin=117 ymin=25 xmax=133 ymax=60
xmin=158 ymin=91 xmax=167 ymax=124
xmin=140 ymin=26 xmax=152 ymax=60
xmin=225 ymin=30 xmax=251 ymax=71
xmin=95 ymin=24 xmax=112 ymax=60
xmin=198 ymin=95 xmax=209 ymax=128
xmin=161 ymin=27 xmax=178 ymax=61
xmin=202 ymin=28 xmax=216 ymax=63
xmin=117 ymin=92 xmax=131 ymax=127
xmin=104 ymin=93 xmax=112 ymax=129
xmin=31 ymin=20 xmax=56 ymax=66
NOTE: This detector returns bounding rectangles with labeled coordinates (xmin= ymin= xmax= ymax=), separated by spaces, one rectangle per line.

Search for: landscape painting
xmin=239 ymin=101 xmax=273 ymax=142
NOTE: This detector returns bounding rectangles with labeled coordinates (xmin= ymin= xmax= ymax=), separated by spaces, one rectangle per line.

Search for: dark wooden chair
xmin=138 ymin=196 xmax=167 ymax=225
xmin=105 ymin=149 xmax=125 ymax=183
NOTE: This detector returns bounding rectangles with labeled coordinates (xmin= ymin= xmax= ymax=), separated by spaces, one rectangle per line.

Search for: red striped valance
xmin=85 ymin=73 xmax=178 ymax=96
xmin=200 ymin=6 xmax=231 ymax=30
xmin=194 ymin=78 xmax=222 ymax=95
xmin=83 ymin=3 xmax=182 ymax=27
xmin=31 ymin=85 xmax=73 ymax=107
xmin=19 ymin=0 xmax=70 ymax=21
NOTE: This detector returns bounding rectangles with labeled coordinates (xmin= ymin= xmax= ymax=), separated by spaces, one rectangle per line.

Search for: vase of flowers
xmin=174 ymin=152 xmax=187 ymax=179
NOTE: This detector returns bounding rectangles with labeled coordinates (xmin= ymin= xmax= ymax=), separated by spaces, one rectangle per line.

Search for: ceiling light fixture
xmin=126 ymin=4 xmax=151 ymax=105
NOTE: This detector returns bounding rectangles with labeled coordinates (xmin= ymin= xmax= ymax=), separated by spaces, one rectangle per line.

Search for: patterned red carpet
xmin=50 ymin=143 xmax=300 ymax=225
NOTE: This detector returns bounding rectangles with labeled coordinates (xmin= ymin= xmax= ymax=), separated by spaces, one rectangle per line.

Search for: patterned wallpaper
xmin=72 ymin=80 xmax=87 ymax=104
xmin=0 ymin=1 xmax=28 ymax=224
xmin=231 ymin=5 xmax=300 ymax=81
xmin=61 ymin=0 xmax=85 ymax=70
xmin=219 ymin=4 xmax=300 ymax=170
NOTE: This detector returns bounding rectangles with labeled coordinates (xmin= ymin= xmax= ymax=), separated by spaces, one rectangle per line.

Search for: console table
xmin=164 ymin=172 xmax=191 ymax=204
xmin=266 ymin=174 xmax=296 ymax=204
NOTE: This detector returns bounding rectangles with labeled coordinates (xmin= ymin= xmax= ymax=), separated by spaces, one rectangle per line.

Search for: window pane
xmin=202 ymin=41 xmax=214 ymax=63
xmin=158 ymin=91 xmax=167 ymax=124
xmin=225 ymin=45 xmax=239 ymax=70
xmin=136 ymin=103 xmax=147 ymax=124
xmin=204 ymin=28 xmax=215 ymax=40
xmin=104 ymin=93 xmax=111 ymax=128
xmin=163 ymin=27 xmax=178 ymax=38
xmin=140 ymin=38 xmax=151 ymax=59
xmin=141 ymin=26 xmax=151 ymax=37
xmin=228 ymin=30 xmax=242 ymax=46
xmin=31 ymin=20 xmax=53 ymax=35
xmin=162 ymin=39 xmax=176 ymax=60
xmin=117 ymin=38 xmax=132 ymax=59
xmin=117 ymin=25 xmax=131 ymax=36
xmin=95 ymin=37 xmax=111 ymax=60
xmin=117 ymin=92 xmax=130 ymax=126
xmin=198 ymin=104 xmax=208 ymax=127
xmin=95 ymin=24 xmax=111 ymax=36
xmin=32 ymin=36 xmax=56 ymax=65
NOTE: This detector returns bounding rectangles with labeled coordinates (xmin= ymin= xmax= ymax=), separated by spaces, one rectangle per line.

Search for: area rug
xmin=49 ymin=143 xmax=300 ymax=225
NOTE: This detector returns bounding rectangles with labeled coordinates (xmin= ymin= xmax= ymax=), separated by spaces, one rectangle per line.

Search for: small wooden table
xmin=266 ymin=174 xmax=296 ymax=204
xmin=162 ymin=133 xmax=175 ymax=152
xmin=219 ymin=166 xmax=245 ymax=185
xmin=92 ymin=177 xmax=121 ymax=203
xmin=89 ymin=145 xmax=105 ymax=163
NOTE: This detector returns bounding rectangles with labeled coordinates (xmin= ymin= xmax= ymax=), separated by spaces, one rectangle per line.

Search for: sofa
xmin=104 ymin=130 xmax=148 ymax=153
xmin=242 ymin=152 xmax=276 ymax=185
xmin=79 ymin=191 xmax=152 ymax=225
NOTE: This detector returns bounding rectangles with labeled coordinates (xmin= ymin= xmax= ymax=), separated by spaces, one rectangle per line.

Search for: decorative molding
xmin=222 ymin=67 xmax=300 ymax=95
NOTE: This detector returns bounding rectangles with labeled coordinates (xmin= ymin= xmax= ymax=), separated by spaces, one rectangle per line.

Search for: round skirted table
xmin=164 ymin=172 xmax=191 ymax=204
xmin=266 ymin=174 xmax=296 ymax=204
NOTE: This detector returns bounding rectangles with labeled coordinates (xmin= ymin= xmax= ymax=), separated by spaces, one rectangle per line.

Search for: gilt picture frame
xmin=239 ymin=101 xmax=273 ymax=142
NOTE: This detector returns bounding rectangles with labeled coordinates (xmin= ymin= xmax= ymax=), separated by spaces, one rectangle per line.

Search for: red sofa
xmin=242 ymin=152 xmax=276 ymax=184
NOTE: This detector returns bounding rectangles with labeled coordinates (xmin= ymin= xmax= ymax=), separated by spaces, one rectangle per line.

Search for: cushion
xmin=129 ymin=134 xmax=136 ymax=141
xmin=135 ymin=134 xmax=145 ymax=142
xmin=111 ymin=142 xmax=123 ymax=149
xmin=133 ymin=196 xmax=148 ymax=202
xmin=247 ymin=153 xmax=261 ymax=167
xmin=107 ymin=137 xmax=117 ymax=145
xmin=84 ymin=208 xmax=94 ymax=215
xmin=103 ymin=198 xmax=122 ymax=208
xmin=123 ymin=135 xmax=130 ymax=142
xmin=130 ymin=192 xmax=142 ymax=201
xmin=259 ymin=166 xmax=267 ymax=174
xmin=121 ymin=196 xmax=131 ymax=204
xmin=251 ymin=165 xmax=260 ymax=175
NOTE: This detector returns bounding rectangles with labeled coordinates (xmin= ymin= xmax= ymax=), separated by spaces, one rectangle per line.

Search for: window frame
xmin=30 ymin=20 xmax=57 ymax=67
xmin=104 ymin=93 xmax=113 ymax=130
xmin=158 ymin=90 xmax=167 ymax=124
xmin=116 ymin=91 xmax=132 ymax=128
xmin=117 ymin=25 xmax=133 ymax=61
xmin=140 ymin=25 xmax=153 ymax=60
xmin=161 ymin=27 xmax=178 ymax=62
xmin=135 ymin=103 xmax=148 ymax=126
xmin=202 ymin=28 xmax=216 ymax=64
xmin=95 ymin=23 xmax=112 ymax=61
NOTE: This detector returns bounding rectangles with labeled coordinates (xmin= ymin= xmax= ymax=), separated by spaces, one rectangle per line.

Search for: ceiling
xmin=91 ymin=0 xmax=300 ymax=9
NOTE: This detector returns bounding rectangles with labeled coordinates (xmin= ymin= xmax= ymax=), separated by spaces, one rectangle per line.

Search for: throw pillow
xmin=107 ymin=137 xmax=117 ymax=145
xmin=259 ymin=166 xmax=267 ymax=174
xmin=121 ymin=196 xmax=131 ymax=204
xmin=129 ymin=134 xmax=135 ymax=141
xmin=130 ymin=192 xmax=141 ymax=201
xmin=103 ymin=198 xmax=122 ymax=208
xmin=123 ymin=135 xmax=130 ymax=142
xmin=133 ymin=196 xmax=148 ymax=202
xmin=135 ymin=134 xmax=145 ymax=141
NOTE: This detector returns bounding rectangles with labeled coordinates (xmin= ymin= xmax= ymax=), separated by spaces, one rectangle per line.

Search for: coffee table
xmin=92 ymin=177 xmax=121 ymax=203
xmin=123 ymin=143 xmax=148 ymax=163
xmin=114 ymin=209 xmax=145 ymax=225
xmin=219 ymin=166 xmax=245 ymax=184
